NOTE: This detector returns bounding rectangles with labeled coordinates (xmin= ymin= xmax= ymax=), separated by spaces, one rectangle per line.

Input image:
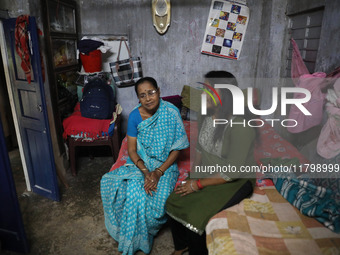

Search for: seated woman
xmin=166 ymin=71 xmax=257 ymax=255
xmin=101 ymin=77 xmax=189 ymax=255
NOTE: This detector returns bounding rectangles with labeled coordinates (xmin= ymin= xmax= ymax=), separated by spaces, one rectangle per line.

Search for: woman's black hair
xmin=204 ymin=71 xmax=258 ymax=144
xmin=134 ymin=77 xmax=158 ymax=95
xmin=204 ymin=71 xmax=237 ymax=122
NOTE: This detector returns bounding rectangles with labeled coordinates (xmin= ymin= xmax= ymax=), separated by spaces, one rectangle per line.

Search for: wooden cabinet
xmin=41 ymin=0 xmax=79 ymax=154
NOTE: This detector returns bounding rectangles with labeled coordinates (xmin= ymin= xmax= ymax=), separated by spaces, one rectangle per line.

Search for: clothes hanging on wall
xmin=78 ymin=39 xmax=104 ymax=55
xmin=317 ymin=74 xmax=340 ymax=159
xmin=287 ymin=39 xmax=327 ymax=133
xmin=15 ymin=15 xmax=45 ymax=84
xmin=15 ymin=15 xmax=32 ymax=83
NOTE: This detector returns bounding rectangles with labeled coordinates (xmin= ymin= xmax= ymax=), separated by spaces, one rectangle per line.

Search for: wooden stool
xmin=67 ymin=115 xmax=121 ymax=176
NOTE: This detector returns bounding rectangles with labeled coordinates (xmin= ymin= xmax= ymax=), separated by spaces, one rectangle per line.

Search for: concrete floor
xmin=2 ymin=148 xmax=175 ymax=255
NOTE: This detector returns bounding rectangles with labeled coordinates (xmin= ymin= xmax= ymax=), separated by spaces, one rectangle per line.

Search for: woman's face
xmin=137 ymin=81 xmax=160 ymax=112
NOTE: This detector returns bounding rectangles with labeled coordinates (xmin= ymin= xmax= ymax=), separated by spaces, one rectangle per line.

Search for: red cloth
xmin=62 ymin=103 xmax=111 ymax=139
xmin=15 ymin=15 xmax=31 ymax=83
xmin=15 ymin=15 xmax=45 ymax=84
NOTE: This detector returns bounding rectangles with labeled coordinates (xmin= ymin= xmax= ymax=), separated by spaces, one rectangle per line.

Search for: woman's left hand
xmin=175 ymin=180 xmax=198 ymax=196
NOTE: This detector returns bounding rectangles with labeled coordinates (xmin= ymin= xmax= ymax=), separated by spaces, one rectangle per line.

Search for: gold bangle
xmin=156 ymin=168 xmax=164 ymax=176
xmin=140 ymin=168 xmax=148 ymax=172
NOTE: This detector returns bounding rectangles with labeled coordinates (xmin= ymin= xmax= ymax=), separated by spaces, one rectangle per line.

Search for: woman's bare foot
xmin=171 ymin=247 xmax=188 ymax=255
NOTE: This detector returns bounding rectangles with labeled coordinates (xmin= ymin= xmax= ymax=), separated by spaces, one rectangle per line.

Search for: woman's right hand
xmin=143 ymin=172 xmax=158 ymax=196
xmin=175 ymin=180 xmax=198 ymax=196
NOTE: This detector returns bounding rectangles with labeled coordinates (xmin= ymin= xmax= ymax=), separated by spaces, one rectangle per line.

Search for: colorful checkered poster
xmin=201 ymin=0 xmax=249 ymax=60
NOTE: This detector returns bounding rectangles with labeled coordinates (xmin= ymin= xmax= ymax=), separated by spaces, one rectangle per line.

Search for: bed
xmin=206 ymin=185 xmax=340 ymax=255
xmin=107 ymin=93 xmax=340 ymax=254
xmin=205 ymin=121 xmax=340 ymax=254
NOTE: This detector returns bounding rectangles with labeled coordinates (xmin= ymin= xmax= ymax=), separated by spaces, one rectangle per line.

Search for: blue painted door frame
xmin=3 ymin=17 xmax=60 ymax=201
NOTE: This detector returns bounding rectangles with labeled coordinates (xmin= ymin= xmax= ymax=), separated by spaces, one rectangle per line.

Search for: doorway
xmin=0 ymin=49 xmax=29 ymax=253
xmin=0 ymin=43 xmax=27 ymax=194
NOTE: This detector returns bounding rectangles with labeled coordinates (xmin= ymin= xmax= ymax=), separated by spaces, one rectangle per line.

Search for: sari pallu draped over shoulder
xmin=101 ymin=100 xmax=189 ymax=255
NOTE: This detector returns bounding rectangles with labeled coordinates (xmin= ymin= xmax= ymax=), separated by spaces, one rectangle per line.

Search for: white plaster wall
xmin=0 ymin=0 xmax=30 ymax=17
xmin=78 ymin=0 xmax=264 ymax=132
xmin=3 ymin=0 xmax=340 ymax=158
xmin=316 ymin=0 xmax=340 ymax=73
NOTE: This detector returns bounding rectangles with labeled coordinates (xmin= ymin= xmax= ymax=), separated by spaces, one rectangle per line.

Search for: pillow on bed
xmin=180 ymin=85 xmax=261 ymax=110
xmin=161 ymin=95 xmax=182 ymax=110
xmin=179 ymin=86 xmax=201 ymax=121
xmin=179 ymin=85 xmax=261 ymax=121
xmin=181 ymin=85 xmax=201 ymax=112
xmin=274 ymin=176 xmax=340 ymax=233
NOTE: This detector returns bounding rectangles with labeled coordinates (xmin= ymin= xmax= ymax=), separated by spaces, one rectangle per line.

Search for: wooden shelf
xmin=41 ymin=0 xmax=80 ymax=154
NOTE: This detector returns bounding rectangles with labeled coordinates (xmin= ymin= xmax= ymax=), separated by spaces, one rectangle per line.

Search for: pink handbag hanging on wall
xmin=287 ymin=39 xmax=327 ymax=133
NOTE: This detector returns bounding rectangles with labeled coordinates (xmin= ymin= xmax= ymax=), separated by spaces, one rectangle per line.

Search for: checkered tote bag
xmin=110 ymin=37 xmax=143 ymax=87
